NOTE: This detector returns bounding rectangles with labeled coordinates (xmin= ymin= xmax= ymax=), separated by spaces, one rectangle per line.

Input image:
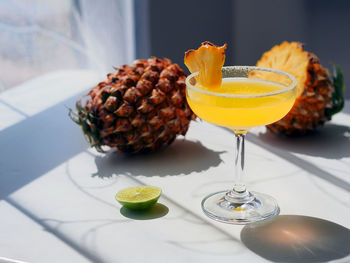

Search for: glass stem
xmin=234 ymin=132 xmax=246 ymax=193
xmin=226 ymin=131 xmax=252 ymax=203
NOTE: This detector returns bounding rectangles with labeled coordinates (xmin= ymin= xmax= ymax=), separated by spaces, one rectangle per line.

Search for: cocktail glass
xmin=186 ymin=66 xmax=297 ymax=224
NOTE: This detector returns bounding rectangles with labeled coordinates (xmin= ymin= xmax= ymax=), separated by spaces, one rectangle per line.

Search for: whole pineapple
xmin=256 ymin=41 xmax=345 ymax=135
xmin=69 ymin=57 xmax=196 ymax=153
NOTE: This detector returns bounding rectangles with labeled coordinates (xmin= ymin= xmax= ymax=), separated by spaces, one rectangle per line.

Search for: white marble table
xmin=1 ymin=71 xmax=350 ymax=263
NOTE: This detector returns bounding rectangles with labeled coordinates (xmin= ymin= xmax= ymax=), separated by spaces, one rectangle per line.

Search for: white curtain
xmin=0 ymin=0 xmax=135 ymax=92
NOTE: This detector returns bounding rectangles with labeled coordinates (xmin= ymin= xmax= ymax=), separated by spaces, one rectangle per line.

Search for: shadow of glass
xmin=92 ymin=139 xmax=224 ymax=178
xmin=258 ymin=123 xmax=350 ymax=159
xmin=241 ymin=215 xmax=350 ymax=263
xmin=120 ymin=203 xmax=169 ymax=220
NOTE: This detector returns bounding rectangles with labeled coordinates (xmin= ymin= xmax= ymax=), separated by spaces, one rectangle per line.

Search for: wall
xmin=233 ymin=0 xmax=350 ymax=98
xmin=134 ymin=0 xmax=234 ymax=69
xmin=135 ymin=0 xmax=350 ymax=98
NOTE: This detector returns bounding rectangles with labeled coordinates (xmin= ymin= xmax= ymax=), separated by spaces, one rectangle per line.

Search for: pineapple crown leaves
xmin=68 ymin=100 xmax=106 ymax=153
xmin=327 ymin=64 xmax=345 ymax=118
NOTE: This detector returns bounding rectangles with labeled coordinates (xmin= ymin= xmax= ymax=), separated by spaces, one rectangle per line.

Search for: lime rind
xmin=115 ymin=186 xmax=161 ymax=210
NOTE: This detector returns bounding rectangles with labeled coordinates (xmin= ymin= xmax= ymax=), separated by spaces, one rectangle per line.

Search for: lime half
xmin=115 ymin=186 xmax=162 ymax=210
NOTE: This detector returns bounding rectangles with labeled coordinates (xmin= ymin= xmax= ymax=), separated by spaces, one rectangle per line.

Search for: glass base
xmin=201 ymin=190 xmax=280 ymax=224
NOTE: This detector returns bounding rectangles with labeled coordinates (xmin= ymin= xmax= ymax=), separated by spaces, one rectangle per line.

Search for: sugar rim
xmin=185 ymin=66 xmax=297 ymax=98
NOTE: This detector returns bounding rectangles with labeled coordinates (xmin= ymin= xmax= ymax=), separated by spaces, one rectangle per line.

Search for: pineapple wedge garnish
xmin=184 ymin=41 xmax=227 ymax=89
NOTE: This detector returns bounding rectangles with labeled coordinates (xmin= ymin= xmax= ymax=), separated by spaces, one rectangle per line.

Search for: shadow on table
xmin=257 ymin=123 xmax=350 ymax=159
xmin=120 ymin=203 xmax=169 ymax=220
xmin=0 ymin=92 xmax=89 ymax=199
xmin=241 ymin=215 xmax=350 ymax=263
xmin=92 ymin=139 xmax=225 ymax=178
xmin=247 ymin=124 xmax=350 ymax=193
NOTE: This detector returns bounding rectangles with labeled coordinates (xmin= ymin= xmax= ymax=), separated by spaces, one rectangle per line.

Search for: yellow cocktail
xmin=187 ymin=78 xmax=296 ymax=130
xmin=186 ymin=66 xmax=297 ymax=224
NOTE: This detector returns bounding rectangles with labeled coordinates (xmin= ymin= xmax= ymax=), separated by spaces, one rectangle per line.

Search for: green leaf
xmin=329 ymin=64 xmax=345 ymax=117
xmin=68 ymin=97 xmax=104 ymax=150
xmin=67 ymin=107 xmax=80 ymax=124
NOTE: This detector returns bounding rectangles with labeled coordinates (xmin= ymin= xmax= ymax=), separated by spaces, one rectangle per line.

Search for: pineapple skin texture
xmin=257 ymin=41 xmax=334 ymax=135
xmin=82 ymin=57 xmax=196 ymax=153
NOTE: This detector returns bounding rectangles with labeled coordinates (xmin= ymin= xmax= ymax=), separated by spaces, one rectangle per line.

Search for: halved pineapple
xmin=256 ymin=41 xmax=344 ymax=135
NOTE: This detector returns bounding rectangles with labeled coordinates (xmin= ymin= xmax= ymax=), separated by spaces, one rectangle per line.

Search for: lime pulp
xmin=115 ymin=186 xmax=162 ymax=210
